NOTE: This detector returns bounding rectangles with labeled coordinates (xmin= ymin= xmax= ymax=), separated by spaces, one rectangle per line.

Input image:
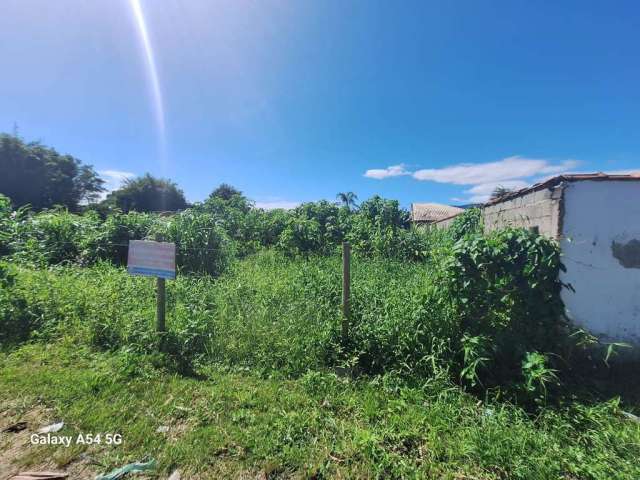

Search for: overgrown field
xmin=2 ymin=242 xmax=596 ymax=401
xmin=2 ymin=194 xmax=640 ymax=478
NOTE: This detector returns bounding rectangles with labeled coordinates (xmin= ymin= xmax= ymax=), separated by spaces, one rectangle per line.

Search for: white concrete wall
xmin=483 ymin=186 xmax=563 ymax=239
xmin=560 ymin=181 xmax=640 ymax=345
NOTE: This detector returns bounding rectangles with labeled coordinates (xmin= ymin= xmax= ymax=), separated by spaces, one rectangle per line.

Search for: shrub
xmin=448 ymin=208 xmax=482 ymax=241
xmin=347 ymin=196 xmax=410 ymax=258
xmin=278 ymin=217 xmax=325 ymax=256
xmin=81 ymin=211 xmax=160 ymax=266
xmin=277 ymin=201 xmax=346 ymax=256
xmin=148 ymin=209 xmax=235 ymax=276
xmin=9 ymin=208 xmax=100 ymax=266
xmin=442 ymin=228 xmax=567 ymax=393
xmin=3 ymin=194 xmax=442 ymax=264
xmin=197 ymin=192 xmax=286 ymax=257
xmin=392 ymin=227 xmax=440 ymax=262
xmin=251 ymin=208 xmax=290 ymax=247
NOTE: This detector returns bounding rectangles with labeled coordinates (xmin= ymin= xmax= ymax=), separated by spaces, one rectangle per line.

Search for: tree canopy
xmin=203 ymin=183 xmax=252 ymax=213
xmin=0 ymin=133 xmax=104 ymax=210
xmin=209 ymin=183 xmax=243 ymax=201
xmin=336 ymin=191 xmax=358 ymax=210
xmin=104 ymin=173 xmax=189 ymax=213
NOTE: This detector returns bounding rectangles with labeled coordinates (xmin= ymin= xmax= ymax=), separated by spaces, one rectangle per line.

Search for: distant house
xmin=435 ymin=172 xmax=640 ymax=347
xmin=410 ymin=203 xmax=464 ymax=226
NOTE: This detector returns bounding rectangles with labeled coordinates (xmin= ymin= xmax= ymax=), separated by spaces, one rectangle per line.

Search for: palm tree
xmin=490 ymin=185 xmax=513 ymax=201
xmin=336 ymin=192 xmax=358 ymax=211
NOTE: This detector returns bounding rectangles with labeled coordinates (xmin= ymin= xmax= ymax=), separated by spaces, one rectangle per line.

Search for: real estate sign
xmin=127 ymin=240 xmax=176 ymax=279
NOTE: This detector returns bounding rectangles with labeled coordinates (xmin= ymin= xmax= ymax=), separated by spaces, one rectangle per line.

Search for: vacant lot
xmin=1 ymin=251 xmax=639 ymax=479
xmin=2 ymin=202 xmax=640 ymax=478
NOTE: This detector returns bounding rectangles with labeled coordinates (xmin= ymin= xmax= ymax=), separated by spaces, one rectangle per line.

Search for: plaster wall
xmin=560 ymin=181 xmax=640 ymax=344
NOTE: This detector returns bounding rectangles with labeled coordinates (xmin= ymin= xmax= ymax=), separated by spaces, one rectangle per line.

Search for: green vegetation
xmin=102 ymin=173 xmax=189 ymax=213
xmin=2 ymin=343 xmax=638 ymax=479
xmin=0 ymin=133 xmax=104 ymax=210
xmin=1 ymin=188 xmax=639 ymax=478
xmin=336 ymin=191 xmax=358 ymax=210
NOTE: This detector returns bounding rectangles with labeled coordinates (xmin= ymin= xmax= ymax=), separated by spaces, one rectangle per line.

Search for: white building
xmin=479 ymin=173 xmax=640 ymax=345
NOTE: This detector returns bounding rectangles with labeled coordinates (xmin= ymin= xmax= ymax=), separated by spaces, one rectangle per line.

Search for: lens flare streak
xmin=128 ymin=0 xmax=166 ymax=162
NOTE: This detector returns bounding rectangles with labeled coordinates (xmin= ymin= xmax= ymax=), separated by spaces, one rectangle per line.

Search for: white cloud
xmin=255 ymin=200 xmax=300 ymax=210
xmin=364 ymin=164 xmax=410 ymax=180
xmin=412 ymin=156 xmax=579 ymax=185
xmin=464 ymin=180 xmax=530 ymax=196
xmin=460 ymin=179 xmax=531 ymax=203
xmin=98 ymin=169 xmax=136 ymax=199
xmin=367 ymin=156 xmax=587 ymax=204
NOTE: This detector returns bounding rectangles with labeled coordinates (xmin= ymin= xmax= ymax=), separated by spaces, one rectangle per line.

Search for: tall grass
xmin=0 ymin=233 xmax=608 ymax=404
xmin=0 ymin=196 xmax=623 ymax=401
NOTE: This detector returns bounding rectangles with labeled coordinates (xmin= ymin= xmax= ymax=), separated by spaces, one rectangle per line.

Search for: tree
xmin=104 ymin=174 xmax=188 ymax=213
xmin=490 ymin=186 xmax=513 ymax=201
xmin=0 ymin=133 xmax=105 ymax=210
xmin=202 ymin=183 xmax=252 ymax=215
xmin=209 ymin=183 xmax=243 ymax=201
xmin=336 ymin=192 xmax=358 ymax=211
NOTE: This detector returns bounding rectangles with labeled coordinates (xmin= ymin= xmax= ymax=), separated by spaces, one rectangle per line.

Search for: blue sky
xmin=1 ymin=0 xmax=638 ymax=208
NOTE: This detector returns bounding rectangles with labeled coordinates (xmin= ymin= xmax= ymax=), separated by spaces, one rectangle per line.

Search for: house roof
xmin=411 ymin=203 xmax=464 ymax=223
xmin=484 ymin=172 xmax=640 ymax=206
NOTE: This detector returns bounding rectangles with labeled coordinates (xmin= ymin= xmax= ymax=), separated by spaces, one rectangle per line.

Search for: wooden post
xmin=342 ymin=242 xmax=350 ymax=343
xmin=156 ymin=277 xmax=166 ymax=333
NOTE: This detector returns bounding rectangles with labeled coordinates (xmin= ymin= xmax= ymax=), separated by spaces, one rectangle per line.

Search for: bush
xmin=198 ymin=192 xmax=291 ymax=257
xmin=442 ymin=228 xmax=568 ymax=395
xmin=9 ymin=208 xmax=100 ymax=266
xmin=251 ymin=208 xmax=290 ymax=247
xmin=346 ymin=196 xmax=410 ymax=258
xmin=278 ymin=217 xmax=325 ymax=256
xmin=277 ymin=201 xmax=346 ymax=256
xmin=448 ymin=208 xmax=482 ymax=241
xmin=148 ymin=209 xmax=235 ymax=276
xmin=81 ymin=211 xmax=160 ymax=266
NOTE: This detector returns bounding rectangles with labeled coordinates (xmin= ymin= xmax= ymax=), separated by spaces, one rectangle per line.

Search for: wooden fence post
xmin=342 ymin=242 xmax=350 ymax=343
xmin=156 ymin=277 xmax=166 ymax=333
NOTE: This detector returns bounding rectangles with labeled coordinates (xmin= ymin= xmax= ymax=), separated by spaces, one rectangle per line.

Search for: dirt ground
xmin=0 ymin=403 xmax=98 ymax=480
xmin=0 ymin=402 xmax=268 ymax=480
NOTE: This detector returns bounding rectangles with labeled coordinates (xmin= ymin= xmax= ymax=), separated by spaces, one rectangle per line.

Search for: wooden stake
xmin=342 ymin=242 xmax=350 ymax=343
xmin=156 ymin=277 xmax=166 ymax=333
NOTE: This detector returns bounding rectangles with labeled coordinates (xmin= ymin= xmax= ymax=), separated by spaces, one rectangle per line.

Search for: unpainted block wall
xmin=482 ymin=186 xmax=563 ymax=239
